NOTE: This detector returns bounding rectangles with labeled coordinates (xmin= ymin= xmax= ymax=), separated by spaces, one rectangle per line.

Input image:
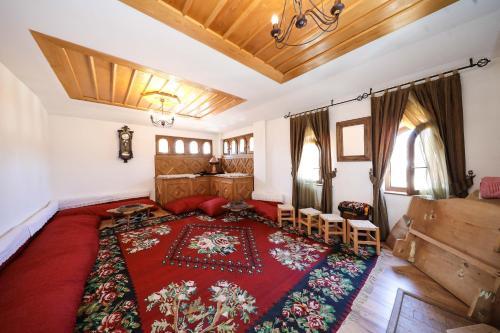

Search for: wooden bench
xmin=298 ymin=208 xmax=321 ymax=236
xmin=277 ymin=204 xmax=295 ymax=227
xmin=319 ymin=213 xmax=346 ymax=243
xmin=347 ymin=219 xmax=381 ymax=255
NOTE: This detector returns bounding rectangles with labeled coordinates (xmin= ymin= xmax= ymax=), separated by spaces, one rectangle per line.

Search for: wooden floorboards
xmin=339 ymin=247 xmax=469 ymax=333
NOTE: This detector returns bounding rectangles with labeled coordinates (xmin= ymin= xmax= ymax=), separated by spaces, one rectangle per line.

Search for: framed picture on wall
xmin=336 ymin=116 xmax=372 ymax=161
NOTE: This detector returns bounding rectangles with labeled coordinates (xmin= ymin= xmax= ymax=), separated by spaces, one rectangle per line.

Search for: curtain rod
xmin=284 ymin=57 xmax=491 ymax=119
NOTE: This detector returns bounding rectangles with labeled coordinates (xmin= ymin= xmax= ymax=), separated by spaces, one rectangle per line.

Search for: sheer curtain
xmin=297 ymin=125 xmax=321 ymax=209
xmin=402 ymin=93 xmax=449 ymax=199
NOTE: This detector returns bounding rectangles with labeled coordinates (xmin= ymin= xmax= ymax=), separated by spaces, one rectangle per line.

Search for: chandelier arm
xmin=305 ymin=8 xmax=336 ymax=26
xmin=278 ymin=0 xmax=288 ymax=30
xmin=276 ymin=15 xmax=299 ymax=44
xmin=306 ymin=0 xmax=336 ymax=21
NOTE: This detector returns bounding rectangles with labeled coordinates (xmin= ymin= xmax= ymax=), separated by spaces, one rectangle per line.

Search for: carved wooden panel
xmin=221 ymin=155 xmax=253 ymax=174
xmin=233 ymin=178 xmax=254 ymax=201
xmin=155 ymin=155 xmax=210 ymax=175
xmin=192 ymin=177 xmax=211 ymax=196
xmin=158 ymin=178 xmax=192 ymax=206
xmin=218 ymin=179 xmax=234 ymax=201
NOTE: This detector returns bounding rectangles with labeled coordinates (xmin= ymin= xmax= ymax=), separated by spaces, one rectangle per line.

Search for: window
xmin=158 ymin=138 xmax=168 ymax=153
xmin=175 ymin=139 xmax=185 ymax=154
xmin=385 ymin=125 xmax=429 ymax=195
xmin=202 ymin=142 xmax=211 ymax=155
xmin=156 ymin=135 xmax=212 ymax=155
xmin=189 ymin=141 xmax=199 ymax=154
xmin=223 ymin=133 xmax=253 ymax=155
xmin=298 ymin=127 xmax=320 ymax=182
xmin=231 ymin=140 xmax=237 ymax=154
xmin=239 ymin=138 xmax=246 ymax=153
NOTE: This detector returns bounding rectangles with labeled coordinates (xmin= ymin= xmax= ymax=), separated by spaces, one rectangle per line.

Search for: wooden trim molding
xmin=336 ymin=117 xmax=371 ymax=162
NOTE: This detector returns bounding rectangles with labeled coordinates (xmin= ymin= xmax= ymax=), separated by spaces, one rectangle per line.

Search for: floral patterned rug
xmin=75 ymin=211 xmax=378 ymax=333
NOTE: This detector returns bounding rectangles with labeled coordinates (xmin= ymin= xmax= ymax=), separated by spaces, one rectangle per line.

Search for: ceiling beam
xmin=222 ymin=0 xmax=261 ymax=39
xmin=176 ymin=91 xmax=206 ymax=114
xmin=61 ymin=47 xmax=83 ymax=97
xmin=123 ymin=69 xmax=137 ymax=105
xmin=136 ymin=73 xmax=154 ymax=107
xmin=204 ymin=0 xmax=227 ymax=28
xmin=182 ymin=0 xmax=193 ymax=15
xmin=110 ymin=63 xmax=117 ymax=103
xmin=88 ymin=55 xmax=99 ymax=100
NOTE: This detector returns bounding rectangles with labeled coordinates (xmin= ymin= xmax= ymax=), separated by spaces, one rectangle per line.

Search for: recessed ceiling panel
xmin=31 ymin=30 xmax=246 ymax=119
xmin=120 ymin=0 xmax=457 ymax=83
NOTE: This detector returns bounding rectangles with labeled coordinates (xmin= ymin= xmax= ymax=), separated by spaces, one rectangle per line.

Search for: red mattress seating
xmin=0 ymin=197 xmax=158 ymax=332
xmin=0 ymin=214 xmax=100 ymax=333
xmin=245 ymin=199 xmax=281 ymax=221
xmin=56 ymin=196 xmax=159 ymax=219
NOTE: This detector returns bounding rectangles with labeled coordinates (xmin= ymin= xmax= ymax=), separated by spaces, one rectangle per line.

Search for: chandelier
xmin=142 ymin=91 xmax=181 ymax=128
xmin=270 ymin=0 xmax=345 ymax=48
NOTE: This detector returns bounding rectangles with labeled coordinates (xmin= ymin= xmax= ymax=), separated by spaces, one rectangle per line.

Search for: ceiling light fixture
xmin=271 ymin=0 xmax=345 ymax=48
xmin=143 ymin=91 xmax=181 ymax=128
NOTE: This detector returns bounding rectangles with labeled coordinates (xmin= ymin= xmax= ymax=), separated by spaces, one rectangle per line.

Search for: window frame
xmin=222 ymin=133 xmax=253 ymax=156
xmin=155 ymin=135 xmax=212 ymax=156
xmin=385 ymin=124 xmax=429 ymax=196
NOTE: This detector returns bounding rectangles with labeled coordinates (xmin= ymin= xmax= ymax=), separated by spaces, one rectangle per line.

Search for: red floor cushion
xmin=56 ymin=197 xmax=158 ymax=219
xmin=0 ymin=214 xmax=100 ymax=333
xmin=164 ymin=195 xmax=217 ymax=214
xmin=245 ymin=199 xmax=279 ymax=221
xmin=198 ymin=197 xmax=229 ymax=217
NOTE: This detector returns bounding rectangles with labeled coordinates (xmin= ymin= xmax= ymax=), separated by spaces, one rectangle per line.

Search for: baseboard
xmin=57 ymin=190 xmax=152 ymax=210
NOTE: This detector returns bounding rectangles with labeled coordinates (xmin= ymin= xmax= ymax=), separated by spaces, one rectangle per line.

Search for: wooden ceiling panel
xmin=121 ymin=0 xmax=457 ymax=83
xmin=31 ymin=30 xmax=245 ymax=119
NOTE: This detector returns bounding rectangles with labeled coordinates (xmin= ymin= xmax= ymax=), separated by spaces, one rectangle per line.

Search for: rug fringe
xmin=336 ymin=251 xmax=389 ymax=333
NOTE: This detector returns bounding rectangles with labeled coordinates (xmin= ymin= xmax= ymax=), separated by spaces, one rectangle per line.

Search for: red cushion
xmin=198 ymin=197 xmax=229 ymax=217
xmin=0 ymin=214 xmax=99 ymax=333
xmin=245 ymin=199 xmax=278 ymax=221
xmin=164 ymin=195 xmax=217 ymax=214
xmin=56 ymin=197 xmax=158 ymax=219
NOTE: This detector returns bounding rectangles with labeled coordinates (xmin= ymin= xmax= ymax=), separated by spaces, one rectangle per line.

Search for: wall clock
xmin=117 ymin=125 xmax=133 ymax=163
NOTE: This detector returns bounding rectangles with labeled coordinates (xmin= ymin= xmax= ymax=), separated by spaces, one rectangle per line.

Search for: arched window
xmin=202 ymin=142 xmax=211 ymax=155
xmin=175 ymin=139 xmax=184 ymax=154
xmin=223 ymin=141 xmax=229 ymax=155
xmin=239 ymin=138 xmax=246 ymax=153
xmin=231 ymin=140 xmax=237 ymax=154
xmin=298 ymin=127 xmax=320 ymax=182
xmin=248 ymin=137 xmax=254 ymax=152
xmin=158 ymin=138 xmax=168 ymax=153
xmin=189 ymin=141 xmax=199 ymax=154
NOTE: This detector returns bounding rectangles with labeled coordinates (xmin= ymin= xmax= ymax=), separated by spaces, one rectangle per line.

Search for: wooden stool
xmin=319 ymin=213 xmax=346 ymax=243
xmin=347 ymin=219 xmax=381 ymax=255
xmin=277 ymin=204 xmax=295 ymax=227
xmin=298 ymin=208 xmax=322 ymax=236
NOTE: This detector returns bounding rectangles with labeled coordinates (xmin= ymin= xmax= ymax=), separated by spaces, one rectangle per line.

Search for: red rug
xmin=75 ymin=212 xmax=377 ymax=332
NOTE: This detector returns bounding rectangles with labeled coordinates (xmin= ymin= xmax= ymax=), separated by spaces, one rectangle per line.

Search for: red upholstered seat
xmin=198 ymin=197 xmax=229 ymax=217
xmin=0 ymin=214 xmax=100 ymax=333
xmin=55 ymin=197 xmax=159 ymax=219
xmin=245 ymin=199 xmax=281 ymax=221
xmin=164 ymin=195 xmax=218 ymax=214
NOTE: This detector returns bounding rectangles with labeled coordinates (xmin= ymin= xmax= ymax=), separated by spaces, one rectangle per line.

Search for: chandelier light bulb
xmin=271 ymin=14 xmax=279 ymax=25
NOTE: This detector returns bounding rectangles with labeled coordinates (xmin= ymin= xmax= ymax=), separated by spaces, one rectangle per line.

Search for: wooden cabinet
xmin=156 ymin=175 xmax=253 ymax=207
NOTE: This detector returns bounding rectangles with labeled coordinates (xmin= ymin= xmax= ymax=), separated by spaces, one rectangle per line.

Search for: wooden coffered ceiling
xmin=121 ymin=0 xmax=457 ymax=83
xmin=31 ymin=31 xmax=245 ymax=119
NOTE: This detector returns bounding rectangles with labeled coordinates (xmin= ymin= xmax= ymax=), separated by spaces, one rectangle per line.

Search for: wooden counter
xmin=155 ymin=175 xmax=254 ymax=207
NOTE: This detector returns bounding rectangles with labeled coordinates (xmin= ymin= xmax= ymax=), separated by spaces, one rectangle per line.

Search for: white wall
xmin=228 ymin=58 xmax=500 ymax=229
xmin=0 ymin=62 xmax=51 ymax=236
xmin=49 ymin=115 xmax=219 ymax=203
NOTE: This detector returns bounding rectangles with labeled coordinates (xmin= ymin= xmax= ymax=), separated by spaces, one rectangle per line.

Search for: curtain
xmin=290 ymin=116 xmax=308 ymax=210
xmin=411 ymin=74 xmax=470 ymax=197
xmin=297 ymin=125 xmax=321 ymax=209
xmin=402 ymin=93 xmax=449 ymax=199
xmin=371 ymin=88 xmax=409 ymax=240
xmin=309 ymin=110 xmax=333 ymax=213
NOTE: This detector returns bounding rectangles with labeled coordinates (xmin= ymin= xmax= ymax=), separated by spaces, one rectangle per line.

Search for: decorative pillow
xmin=245 ymin=199 xmax=278 ymax=221
xmin=164 ymin=195 xmax=217 ymax=214
xmin=198 ymin=197 xmax=229 ymax=217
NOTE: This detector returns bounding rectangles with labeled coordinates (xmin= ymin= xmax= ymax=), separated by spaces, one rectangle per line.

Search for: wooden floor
xmin=339 ymin=247 xmax=469 ymax=333
xmin=100 ymin=213 xmax=469 ymax=332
